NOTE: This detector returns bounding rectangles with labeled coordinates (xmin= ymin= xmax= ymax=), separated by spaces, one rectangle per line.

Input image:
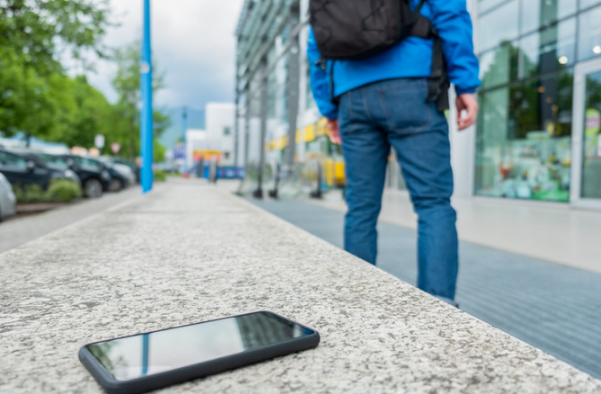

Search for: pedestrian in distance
xmin=308 ymin=0 xmax=480 ymax=306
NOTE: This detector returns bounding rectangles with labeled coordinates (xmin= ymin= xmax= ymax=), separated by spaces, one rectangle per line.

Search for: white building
xmin=184 ymin=103 xmax=246 ymax=169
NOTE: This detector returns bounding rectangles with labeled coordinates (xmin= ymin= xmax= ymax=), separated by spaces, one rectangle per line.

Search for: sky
xmin=85 ymin=0 xmax=244 ymax=111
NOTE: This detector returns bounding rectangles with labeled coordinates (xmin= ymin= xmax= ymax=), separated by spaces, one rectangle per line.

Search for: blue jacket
xmin=308 ymin=0 xmax=481 ymax=120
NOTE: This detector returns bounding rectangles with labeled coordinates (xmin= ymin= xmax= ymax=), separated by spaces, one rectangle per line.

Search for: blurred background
xmin=1 ymin=0 xmax=601 ymax=382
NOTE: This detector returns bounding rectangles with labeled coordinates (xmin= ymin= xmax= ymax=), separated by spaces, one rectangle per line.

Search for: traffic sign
xmin=111 ymin=143 xmax=121 ymax=155
xmin=94 ymin=134 xmax=105 ymax=149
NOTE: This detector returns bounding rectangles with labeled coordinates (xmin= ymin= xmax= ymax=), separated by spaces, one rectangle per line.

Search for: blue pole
xmin=182 ymin=107 xmax=188 ymax=173
xmin=141 ymin=333 xmax=149 ymax=375
xmin=140 ymin=0 xmax=154 ymax=193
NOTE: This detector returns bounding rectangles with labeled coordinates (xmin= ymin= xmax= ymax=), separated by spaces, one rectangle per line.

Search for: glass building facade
xmin=475 ymin=0 xmax=601 ymax=203
xmin=234 ymin=0 xmax=601 ymax=205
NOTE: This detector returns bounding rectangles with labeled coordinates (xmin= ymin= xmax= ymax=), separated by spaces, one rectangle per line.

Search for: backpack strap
xmin=408 ymin=0 xmax=450 ymax=111
xmin=427 ymin=33 xmax=450 ymax=111
xmin=410 ymin=0 xmax=431 ymax=38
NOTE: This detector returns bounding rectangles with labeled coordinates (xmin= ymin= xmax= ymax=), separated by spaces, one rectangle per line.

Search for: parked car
xmin=0 ymin=172 xmax=16 ymax=221
xmin=82 ymin=157 xmax=126 ymax=192
xmin=111 ymin=157 xmax=140 ymax=184
xmin=98 ymin=157 xmax=135 ymax=190
xmin=0 ymin=147 xmax=60 ymax=190
xmin=58 ymin=154 xmax=111 ymax=198
xmin=10 ymin=149 xmax=80 ymax=185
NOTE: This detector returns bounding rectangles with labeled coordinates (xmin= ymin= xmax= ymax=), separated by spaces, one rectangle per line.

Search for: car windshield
xmin=35 ymin=153 xmax=69 ymax=170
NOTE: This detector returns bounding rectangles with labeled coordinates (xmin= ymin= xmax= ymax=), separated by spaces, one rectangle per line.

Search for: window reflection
xmin=87 ymin=312 xmax=311 ymax=381
xmin=480 ymin=44 xmax=518 ymax=89
xmin=581 ymin=71 xmax=601 ymax=199
xmin=577 ymin=5 xmax=601 ymax=62
xmin=478 ymin=0 xmax=509 ymax=15
xmin=478 ymin=0 xmax=519 ymax=52
xmin=580 ymin=0 xmax=601 ymax=10
xmin=518 ymin=17 xmax=576 ymax=79
xmin=520 ymin=0 xmax=575 ymax=35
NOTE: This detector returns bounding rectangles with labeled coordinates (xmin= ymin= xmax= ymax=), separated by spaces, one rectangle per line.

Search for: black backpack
xmin=309 ymin=0 xmax=449 ymax=110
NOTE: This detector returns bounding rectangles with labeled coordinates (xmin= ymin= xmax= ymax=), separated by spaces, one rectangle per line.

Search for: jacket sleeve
xmin=428 ymin=0 xmax=481 ymax=95
xmin=307 ymin=28 xmax=339 ymax=120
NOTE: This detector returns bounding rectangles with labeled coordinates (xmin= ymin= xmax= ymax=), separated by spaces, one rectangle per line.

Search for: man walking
xmin=308 ymin=0 xmax=480 ymax=306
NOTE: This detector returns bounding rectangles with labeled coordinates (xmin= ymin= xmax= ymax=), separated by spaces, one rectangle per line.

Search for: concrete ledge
xmin=1 ymin=182 xmax=600 ymax=393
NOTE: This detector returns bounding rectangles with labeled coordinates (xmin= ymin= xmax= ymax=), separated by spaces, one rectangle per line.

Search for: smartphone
xmin=79 ymin=311 xmax=320 ymax=394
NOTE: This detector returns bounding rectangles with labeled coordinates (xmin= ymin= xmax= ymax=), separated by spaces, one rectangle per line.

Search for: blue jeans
xmin=338 ymin=78 xmax=458 ymax=303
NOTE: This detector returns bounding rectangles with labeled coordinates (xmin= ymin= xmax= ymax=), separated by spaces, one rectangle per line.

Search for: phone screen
xmin=86 ymin=312 xmax=314 ymax=381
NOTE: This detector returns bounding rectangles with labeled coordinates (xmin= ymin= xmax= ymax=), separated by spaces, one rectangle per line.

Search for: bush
xmin=14 ymin=184 xmax=45 ymax=203
xmin=15 ymin=179 xmax=82 ymax=204
xmin=154 ymin=170 xmax=167 ymax=182
xmin=45 ymin=179 xmax=82 ymax=203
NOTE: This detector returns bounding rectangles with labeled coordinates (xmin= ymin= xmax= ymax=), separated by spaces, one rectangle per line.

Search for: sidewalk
xmin=312 ymin=189 xmax=601 ymax=274
xmin=0 ymin=186 xmax=144 ymax=254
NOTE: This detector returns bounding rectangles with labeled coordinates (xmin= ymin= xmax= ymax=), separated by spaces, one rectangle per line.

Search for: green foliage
xmin=14 ymin=184 xmax=45 ymax=203
xmin=0 ymin=1 xmax=169 ymax=162
xmin=14 ymin=180 xmax=82 ymax=203
xmin=0 ymin=0 xmax=111 ymax=74
xmin=154 ymin=170 xmax=167 ymax=182
xmin=0 ymin=0 xmax=110 ymax=139
xmin=0 ymin=48 xmax=77 ymax=139
xmin=105 ymin=41 xmax=170 ymax=160
xmin=45 ymin=179 xmax=83 ymax=203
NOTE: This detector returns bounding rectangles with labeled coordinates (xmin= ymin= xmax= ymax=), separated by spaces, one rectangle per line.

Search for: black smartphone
xmin=79 ymin=311 xmax=320 ymax=394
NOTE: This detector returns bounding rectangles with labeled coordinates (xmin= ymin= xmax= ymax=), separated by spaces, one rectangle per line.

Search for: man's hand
xmin=456 ymin=93 xmax=479 ymax=131
xmin=327 ymin=119 xmax=341 ymax=144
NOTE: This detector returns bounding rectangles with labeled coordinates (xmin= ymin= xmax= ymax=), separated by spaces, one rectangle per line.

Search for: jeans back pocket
xmin=376 ymin=80 xmax=433 ymax=134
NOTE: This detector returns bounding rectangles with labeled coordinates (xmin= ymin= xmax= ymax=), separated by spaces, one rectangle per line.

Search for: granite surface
xmin=1 ymin=182 xmax=600 ymax=393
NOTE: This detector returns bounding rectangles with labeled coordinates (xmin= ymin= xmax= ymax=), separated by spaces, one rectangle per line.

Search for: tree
xmin=0 ymin=47 xmax=77 ymax=140
xmin=106 ymin=41 xmax=170 ymax=161
xmin=0 ymin=0 xmax=110 ymax=140
xmin=0 ymin=0 xmax=110 ymax=74
xmin=53 ymin=75 xmax=113 ymax=148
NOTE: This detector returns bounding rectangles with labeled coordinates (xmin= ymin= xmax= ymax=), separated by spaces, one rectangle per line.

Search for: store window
xmin=577 ymin=5 xmax=601 ymax=62
xmin=475 ymin=72 xmax=573 ymax=202
xmin=478 ymin=0 xmax=519 ymax=52
xmin=580 ymin=0 xmax=601 ymax=10
xmin=518 ymin=17 xmax=576 ymax=79
xmin=480 ymin=44 xmax=518 ymax=89
xmin=305 ymin=62 xmax=315 ymax=110
xmin=478 ymin=0 xmax=508 ymax=14
xmin=581 ymin=70 xmax=601 ymax=199
xmin=520 ymin=0 xmax=575 ymax=35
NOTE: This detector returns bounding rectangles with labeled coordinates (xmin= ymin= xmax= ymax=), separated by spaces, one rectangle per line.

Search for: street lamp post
xmin=182 ymin=107 xmax=188 ymax=173
xmin=140 ymin=0 xmax=154 ymax=193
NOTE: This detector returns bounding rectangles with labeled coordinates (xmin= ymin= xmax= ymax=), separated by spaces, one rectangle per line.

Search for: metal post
xmin=234 ymin=42 xmax=241 ymax=174
xmin=285 ymin=6 xmax=301 ymax=172
xmin=244 ymin=92 xmax=251 ymax=169
xmin=285 ymin=41 xmax=300 ymax=171
xmin=140 ymin=0 xmax=153 ymax=193
xmin=253 ymin=59 xmax=268 ymax=199
xmin=182 ymin=106 xmax=188 ymax=173
xmin=234 ymin=97 xmax=240 ymax=171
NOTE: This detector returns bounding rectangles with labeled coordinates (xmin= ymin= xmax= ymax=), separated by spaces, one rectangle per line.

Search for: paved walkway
xmin=251 ymin=198 xmax=601 ymax=380
xmin=0 ymin=186 xmax=145 ymax=254
xmin=313 ymin=189 xmax=601 ymax=274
